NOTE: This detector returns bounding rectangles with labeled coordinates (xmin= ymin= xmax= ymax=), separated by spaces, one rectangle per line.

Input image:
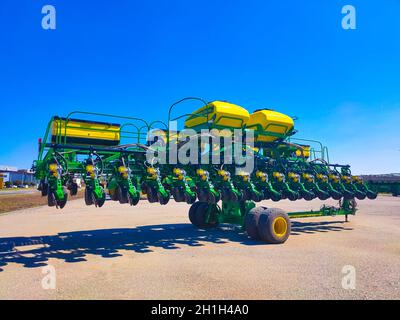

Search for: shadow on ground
xmin=291 ymin=220 xmax=352 ymax=235
xmin=0 ymin=220 xmax=352 ymax=271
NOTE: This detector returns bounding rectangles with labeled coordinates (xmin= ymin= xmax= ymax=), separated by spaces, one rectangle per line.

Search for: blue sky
xmin=0 ymin=0 xmax=399 ymax=174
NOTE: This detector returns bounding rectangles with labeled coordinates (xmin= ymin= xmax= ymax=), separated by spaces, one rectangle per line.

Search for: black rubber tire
xmin=94 ymin=187 xmax=106 ymax=208
xmin=130 ymin=193 xmax=140 ymax=206
xmin=172 ymin=188 xmax=185 ymax=202
xmin=197 ymin=189 xmax=208 ymax=202
xmin=189 ymin=201 xmax=203 ymax=225
xmin=207 ymin=191 xmax=216 ymax=204
xmin=343 ymin=190 xmax=355 ymax=200
xmin=109 ymin=188 xmax=119 ymax=201
xmin=57 ymin=186 xmax=68 ymax=209
xmin=41 ymin=182 xmax=48 ymax=196
xmin=184 ymin=192 xmax=197 ymax=204
xmin=285 ymin=190 xmax=298 ymax=201
xmin=301 ymin=190 xmax=315 ymax=201
xmin=202 ymin=190 xmax=221 ymax=204
xmin=117 ymin=186 xmax=129 ymax=204
xmin=96 ymin=197 xmax=106 ymax=208
xmin=262 ymin=190 xmax=270 ymax=200
xmin=47 ymin=189 xmax=56 ymax=207
xmin=196 ymin=202 xmax=218 ymax=229
xmin=84 ymin=187 xmax=94 ymax=206
xmin=239 ymin=190 xmax=248 ymax=202
xmin=229 ymin=190 xmax=239 ymax=202
xmin=189 ymin=202 xmax=218 ymax=229
xmin=330 ymin=190 xmax=343 ymax=200
xmin=317 ymin=190 xmax=330 ymax=200
xmin=158 ymin=191 xmax=170 ymax=205
xmin=221 ymin=189 xmax=230 ymax=202
xmin=258 ymin=208 xmax=291 ymax=244
xmin=69 ymin=182 xmax=78 ymax=196
xmin=140 ymin=183 xmax=148 ymax=195
xmin=145 ymin=187 xmax=158 ymax=203
xmin=270 ymin=191 xmax=281 ymax=202
xmin=367 ymin=190 xmax=378 ymax=199
xmin=355 ymin=191 xmax=366 ymax=200
xmin=252 ymin=191 xmax=263 ymax=202
xmin=245 ymin=206 xmax=267 ymax=240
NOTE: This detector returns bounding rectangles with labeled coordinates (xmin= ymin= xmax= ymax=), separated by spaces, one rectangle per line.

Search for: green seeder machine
xmin=32 ymin=97 xmax=378 ymax=244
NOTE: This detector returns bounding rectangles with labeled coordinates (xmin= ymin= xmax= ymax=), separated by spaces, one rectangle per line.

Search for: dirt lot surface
xmin=0 ymin=195 xmax=399 ymax=299
xmin=0 ymin=189 xmax=83 ymax=214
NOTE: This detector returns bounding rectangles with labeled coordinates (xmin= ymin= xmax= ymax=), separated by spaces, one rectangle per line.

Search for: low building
xmin=0 ymin=165 xmax=37 ymax=187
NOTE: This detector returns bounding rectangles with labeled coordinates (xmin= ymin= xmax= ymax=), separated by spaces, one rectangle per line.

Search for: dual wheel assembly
xmin=188 ymin=202 xmax=291 ymax=244
xmin=244 ymin=207 xmax=291 ymax=244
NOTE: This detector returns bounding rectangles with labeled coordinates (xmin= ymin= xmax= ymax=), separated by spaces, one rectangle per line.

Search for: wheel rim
xmin=273 ymin=217 xmax=287 ymax=237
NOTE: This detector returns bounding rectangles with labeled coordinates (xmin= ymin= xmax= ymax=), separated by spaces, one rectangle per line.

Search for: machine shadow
xmin=0 ymin=224 xmax=247 ymax=271
xmin=0 ymin=220 xmax=352 ymax=271
xmin=291 ymin=220 xmax=353 ymax=235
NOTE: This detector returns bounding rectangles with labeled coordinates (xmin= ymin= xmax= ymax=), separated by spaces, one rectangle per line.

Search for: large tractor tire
xmin=188 ymin=201 xmax=219 ymax=229
xmin=257 ymin=208 xmax=291 ymax=244
xmin=188 ymin=201 xmax=203 ymax=226
xmin=244 ymin=206 xmax=267 ymax=240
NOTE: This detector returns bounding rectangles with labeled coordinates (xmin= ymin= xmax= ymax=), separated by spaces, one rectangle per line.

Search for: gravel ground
xmin=0 ymin=195 xmax=399 ymax=300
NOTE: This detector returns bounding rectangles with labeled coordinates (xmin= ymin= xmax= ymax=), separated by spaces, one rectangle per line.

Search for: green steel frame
xmin=33 ymin=98 xmax=377 ymax=242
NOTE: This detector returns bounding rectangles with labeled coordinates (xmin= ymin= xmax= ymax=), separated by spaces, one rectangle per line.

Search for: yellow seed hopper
xmin=51 ymin=117 xmax=121 ymax=146
xmin=184 ymin=101 xmax=250 ymax=130
xmin=246 ymin=109 xmax=294 ymax=142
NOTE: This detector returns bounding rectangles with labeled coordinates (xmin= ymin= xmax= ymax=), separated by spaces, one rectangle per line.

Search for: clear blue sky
xmin=0 ymin=0 xmax=399 ymax=174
